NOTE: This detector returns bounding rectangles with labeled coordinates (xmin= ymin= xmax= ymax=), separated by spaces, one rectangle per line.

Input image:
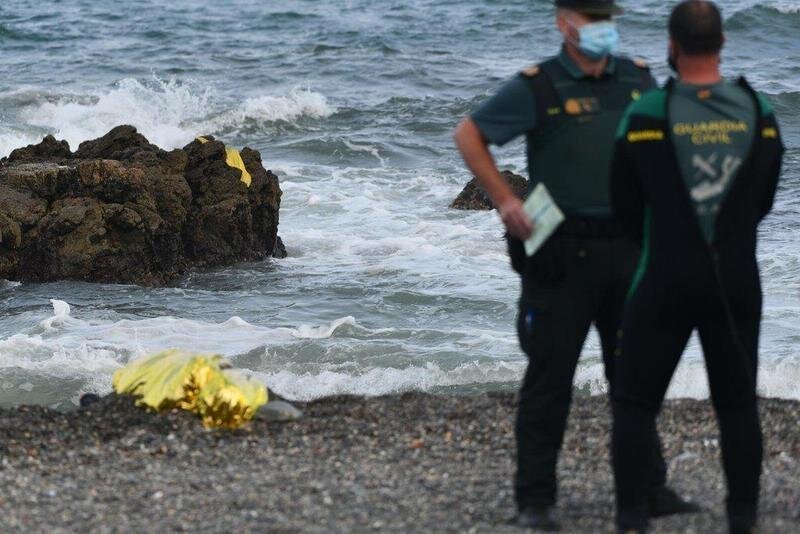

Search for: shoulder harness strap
xmin=518 ymin=58 xmax=566 ymax=128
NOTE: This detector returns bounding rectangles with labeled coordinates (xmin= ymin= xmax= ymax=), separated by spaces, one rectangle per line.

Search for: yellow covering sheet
xmin=112 ymin=349 xmax=268 ymax=429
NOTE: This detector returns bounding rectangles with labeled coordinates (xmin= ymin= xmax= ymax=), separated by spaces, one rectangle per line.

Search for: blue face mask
xmin=573 ymin=20 xmax=619 ymax=60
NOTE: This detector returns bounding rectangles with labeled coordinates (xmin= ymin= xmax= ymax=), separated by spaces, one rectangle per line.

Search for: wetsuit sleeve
xmin=610 ymin=119 xmax=645 ymax=243
xmin=759 ymin=126 xmax=785 ymax=220
xmin=470 ymin=76 xmax=538 ymax=146
xmin=755 ymin=93 xmax=785 ymax=220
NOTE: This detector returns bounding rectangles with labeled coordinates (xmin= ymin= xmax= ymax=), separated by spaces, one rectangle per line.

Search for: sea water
xmin=0 ymin=0 xmax=797 ymax=407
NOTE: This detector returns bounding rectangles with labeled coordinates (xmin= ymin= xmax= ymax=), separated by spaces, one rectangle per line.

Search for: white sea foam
xmin=40 ymin=299 xmax=79 ymax=332
xmin=0 ymin=300 xmax=366 ymax=404
xmin=0 ymin=79 xmax=333 ymax=157
xmin=764 ymin=1 xmax=800 ymax=14
xmin=1 ymin=300 xmax=797 ymax=405
xmin=722 ymin=0 xmax=800 ymax=20
xmin=20 ymin=78 xmax=212 ymax=153
xmin=0 ymin=300 xmax=360 ymax=373
xmin=0 ymin=334 xmax=120 ymax=375
xmin=574 ymin=357 xmax=800 ymax=401
xmin=626 ymin=0 xmax=800 ymax=17
xmin=256 ymin=360 xmax=525 ymax=401
xmin=0 ymin=131 xmax=43 ymax=162
xmin=205 ymin=88 xmax=334 ymax=131
xmin=342 ymin=139 xmax=386 ymax=166
xmin=35 ymin=300 xmax=357 ymax=353
xmin=248 ymin=353 xmax=800 ymax=402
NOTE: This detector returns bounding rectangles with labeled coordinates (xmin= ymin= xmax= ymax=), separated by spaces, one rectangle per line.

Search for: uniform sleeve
xmin=470 ymin=76 xmax=538 ymax=147
xmin=610 ymin=107 xmax=646 ymax=243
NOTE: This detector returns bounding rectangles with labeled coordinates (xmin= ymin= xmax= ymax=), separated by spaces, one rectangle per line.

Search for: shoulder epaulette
xmin=521 ymin=64 xmax=541 ymax=77
xmin=632 ymin=57 xmax=649 ymax=69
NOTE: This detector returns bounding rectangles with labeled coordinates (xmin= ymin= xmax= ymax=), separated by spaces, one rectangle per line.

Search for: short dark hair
xmin=669 ymin=0 xmax=724 ymax=55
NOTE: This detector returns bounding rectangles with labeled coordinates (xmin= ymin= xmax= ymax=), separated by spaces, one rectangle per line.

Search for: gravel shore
xmin=0 ymin=393 xmax=797 ymax=533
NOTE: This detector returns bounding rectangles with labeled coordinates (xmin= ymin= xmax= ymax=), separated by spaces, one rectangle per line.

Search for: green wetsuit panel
xmin=669 ymin=81 xmax=756 ymax=243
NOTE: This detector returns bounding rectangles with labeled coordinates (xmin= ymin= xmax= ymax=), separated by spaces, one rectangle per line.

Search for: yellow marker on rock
xmin=224 ymin=147 xmax=252 ymax=187
xmin=196 ymin=136 xmax=253 ymax=187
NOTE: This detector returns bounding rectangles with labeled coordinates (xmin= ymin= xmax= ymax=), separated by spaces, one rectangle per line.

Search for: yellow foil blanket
xmin=112 ymin=350 xmax=268 ymax=429
xmin=196 ymin=136 xmax=253 ymax=187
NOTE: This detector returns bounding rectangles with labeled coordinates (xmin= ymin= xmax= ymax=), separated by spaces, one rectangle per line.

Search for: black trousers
xmin=514 ymin=235 xmax=667 ymax=509
xmin=612 ymin=266 xmax=762 ymax=529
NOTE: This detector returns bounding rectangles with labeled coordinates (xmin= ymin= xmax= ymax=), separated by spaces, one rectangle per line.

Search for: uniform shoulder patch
xmin=632 ymin=57 xmax=649 ymax=69
xmin=521 ymin=64 xmax=541 ymax=77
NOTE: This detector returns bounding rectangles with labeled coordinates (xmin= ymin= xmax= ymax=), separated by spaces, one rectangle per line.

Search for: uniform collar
xmin=557 ymin=47 xmax=617 ymax=79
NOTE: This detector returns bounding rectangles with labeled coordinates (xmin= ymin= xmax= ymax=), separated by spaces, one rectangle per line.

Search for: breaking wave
xmin=1 ymin=300 xmax=797 ymax=408
xmin=0 ymin=78 xmax=333 ymax=157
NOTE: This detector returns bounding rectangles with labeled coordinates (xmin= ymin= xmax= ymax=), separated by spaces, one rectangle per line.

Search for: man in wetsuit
xmin=454 ymin=1 xmax=697 ymax=530
xmin=610 ymin=2 xmax=784 ymax=533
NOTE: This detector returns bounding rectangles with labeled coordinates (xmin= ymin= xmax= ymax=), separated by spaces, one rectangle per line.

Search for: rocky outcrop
xmin=450 ymin=170 xmax=527 ymax=210
xmin=0 ymin=126 xmax=285 ymax=286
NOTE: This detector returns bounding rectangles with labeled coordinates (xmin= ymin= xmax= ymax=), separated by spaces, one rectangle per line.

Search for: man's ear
xmin=556 ymin=10 xmax=569 ymax=36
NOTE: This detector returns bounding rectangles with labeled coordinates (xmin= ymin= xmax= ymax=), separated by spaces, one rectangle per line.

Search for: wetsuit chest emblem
xmin=673 ymin=120 xmax=748 ymax=145
xmin=688 ymin=154 xmax=743 ymax=202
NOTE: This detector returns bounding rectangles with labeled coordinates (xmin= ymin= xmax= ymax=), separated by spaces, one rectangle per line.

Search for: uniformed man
xmin=610 ymin=2 xmax=784 ymax=533
xmin=453 ymin=0 xmax=698 ymax=530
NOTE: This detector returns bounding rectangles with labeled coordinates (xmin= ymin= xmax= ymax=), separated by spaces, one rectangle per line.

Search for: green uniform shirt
xmin=669 ymin=81 xmax=756 ymax=243
xmin=471 ymin=48 xmax=655 ymax=216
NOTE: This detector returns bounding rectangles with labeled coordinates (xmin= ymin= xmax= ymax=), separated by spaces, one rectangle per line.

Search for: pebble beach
xmin=1 ymin=393 xmax=797 ymax=533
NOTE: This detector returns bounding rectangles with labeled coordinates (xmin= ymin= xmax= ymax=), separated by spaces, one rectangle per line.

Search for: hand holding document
xmin=522 ymin=183 xmax=565 ymax=256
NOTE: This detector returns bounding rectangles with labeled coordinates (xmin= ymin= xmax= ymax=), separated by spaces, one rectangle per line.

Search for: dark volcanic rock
xmin=450 ymin=170 xmax=528 ymax=210
xmin=7 ymin=134 xmax=72 ymax=162
xmin=0 ymin=126 xmax=284 ymax=286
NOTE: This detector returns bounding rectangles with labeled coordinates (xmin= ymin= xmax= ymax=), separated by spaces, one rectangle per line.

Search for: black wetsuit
xmin=609 ymin=78 xmax=784 ymax=530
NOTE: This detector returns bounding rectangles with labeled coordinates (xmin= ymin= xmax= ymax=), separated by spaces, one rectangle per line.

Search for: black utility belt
xmin=556 ymin=216 xmax=625 ymax=239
